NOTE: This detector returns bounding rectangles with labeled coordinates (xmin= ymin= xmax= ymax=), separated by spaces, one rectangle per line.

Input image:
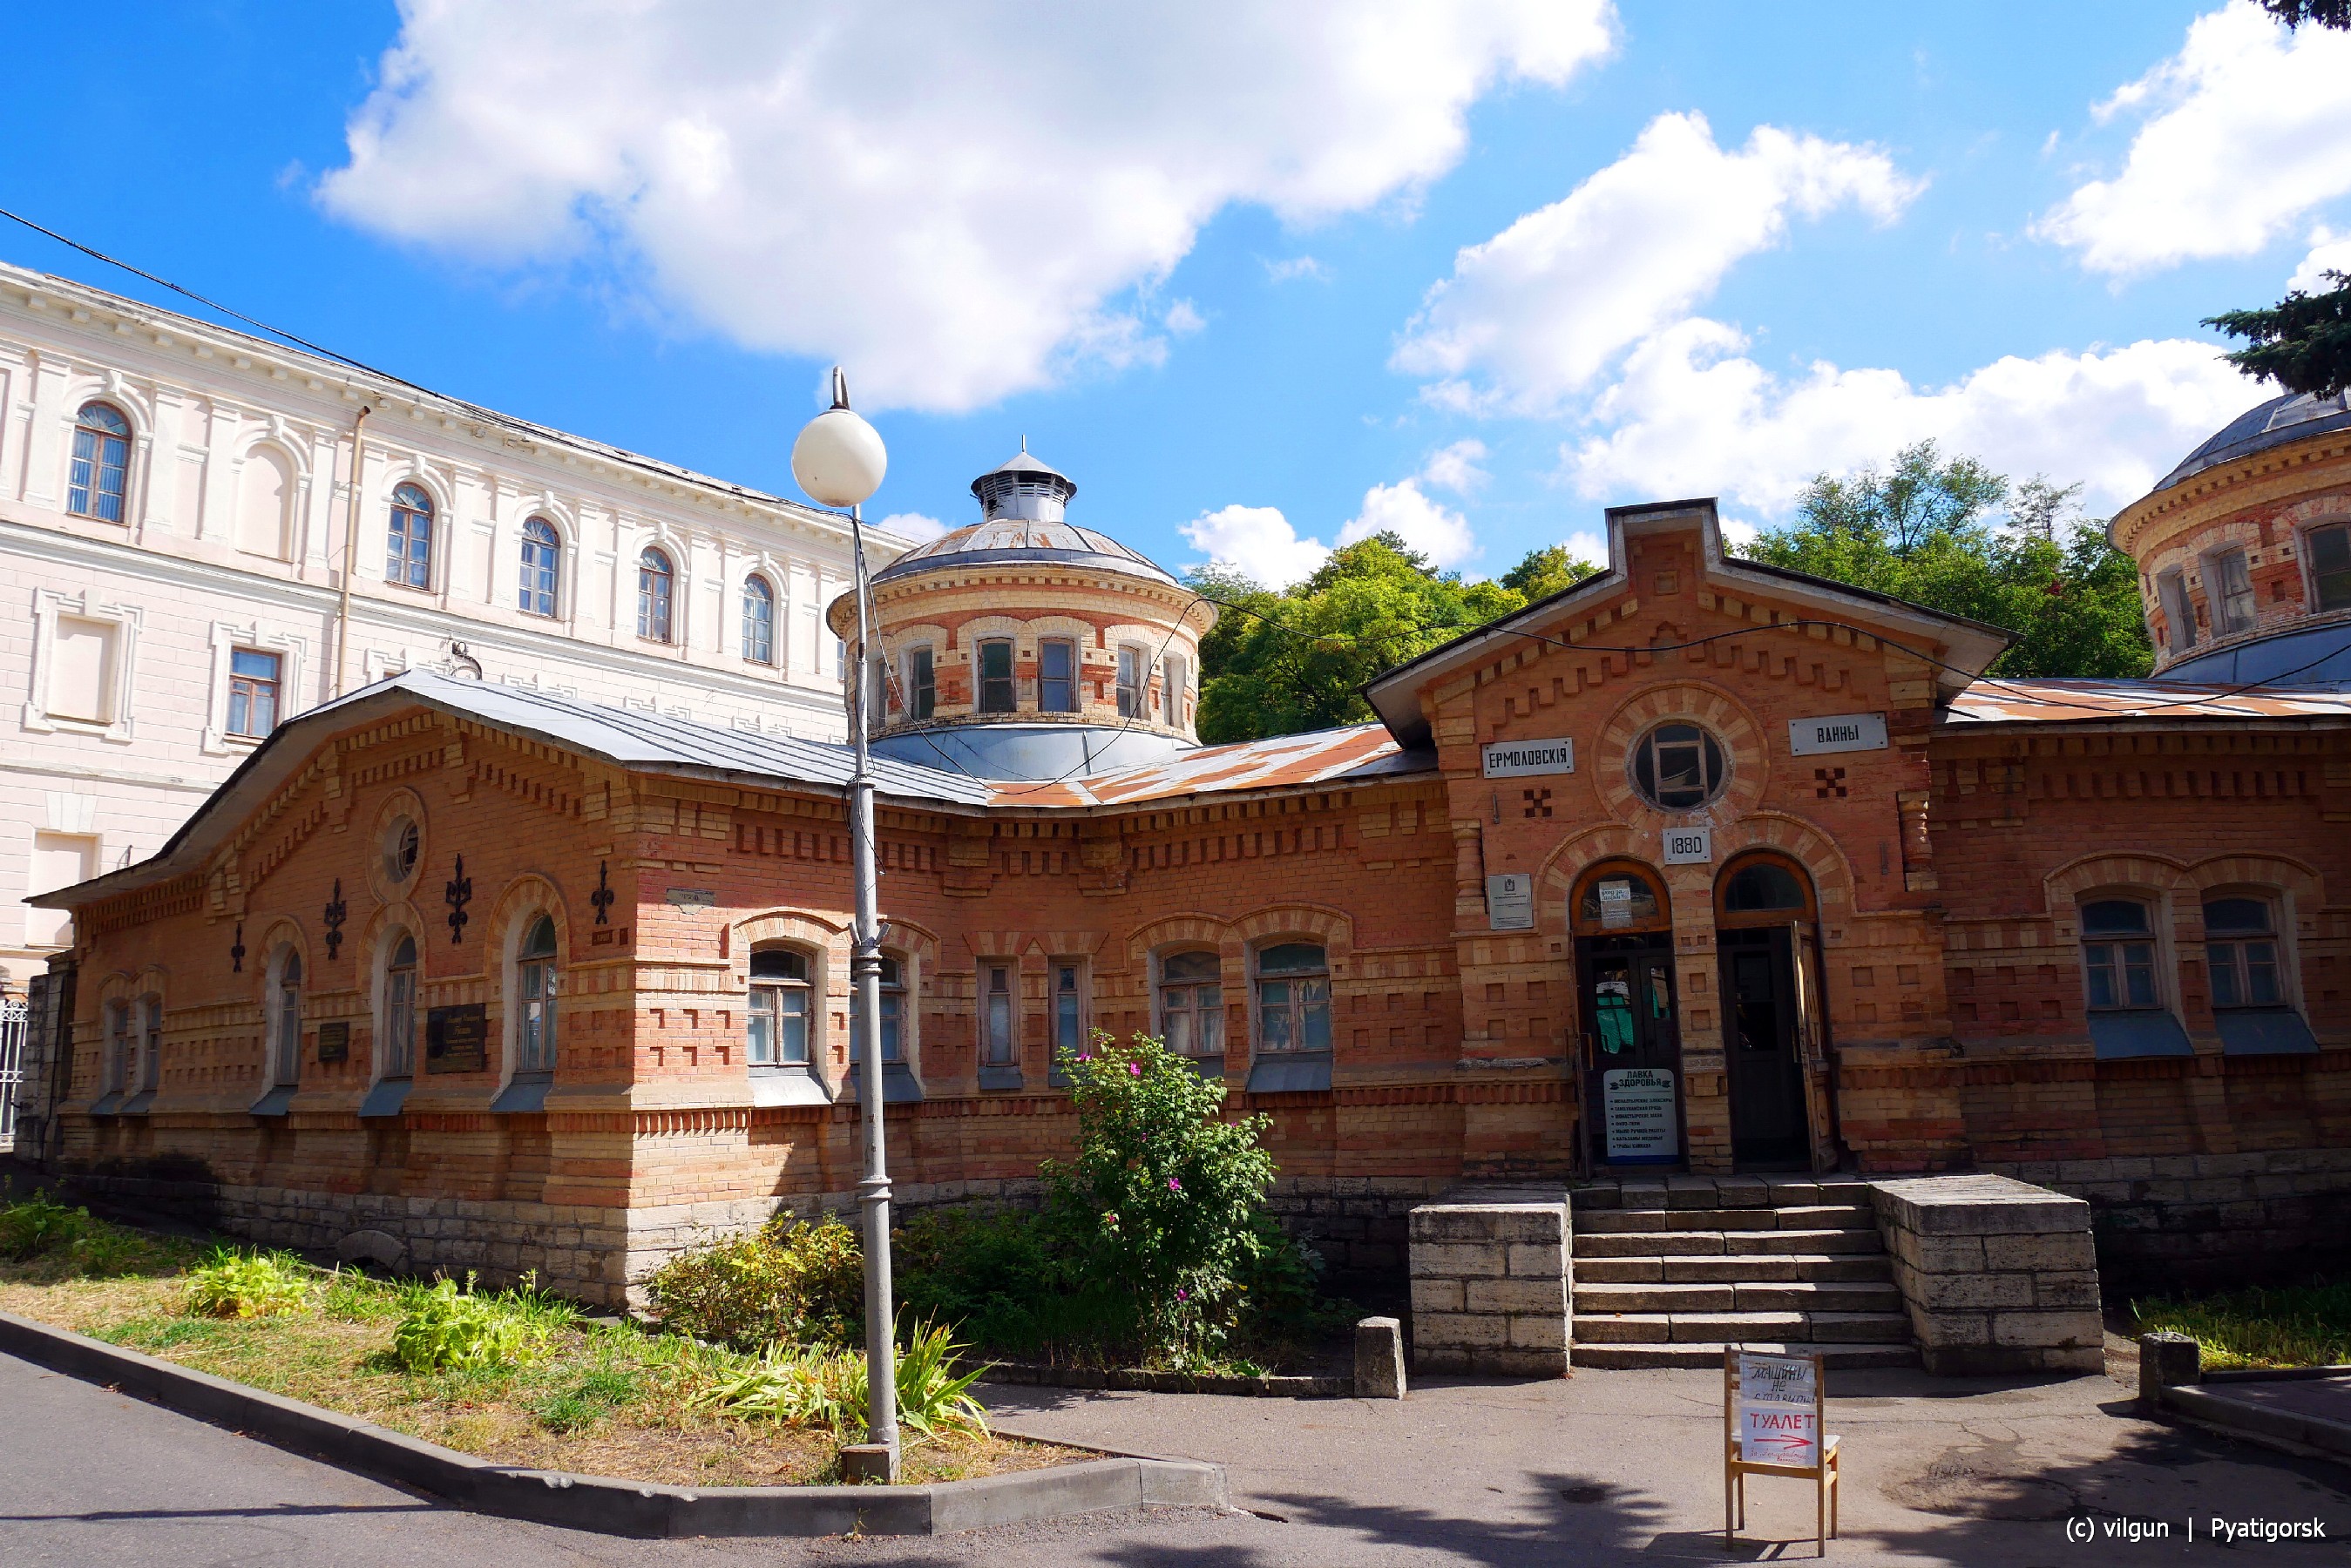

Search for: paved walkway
xmin=1 ymin=1348 xmax=2344 ymax=1565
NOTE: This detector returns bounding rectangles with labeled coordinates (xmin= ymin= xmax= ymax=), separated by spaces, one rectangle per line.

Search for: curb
xmin=2154 ymin=1381 xmax=2351 ymax=1470
xmin=982 ymin=1361 xmax=1352 ymax=1398
xmin=0 ymin=1310 xmax=1226 ymax=1537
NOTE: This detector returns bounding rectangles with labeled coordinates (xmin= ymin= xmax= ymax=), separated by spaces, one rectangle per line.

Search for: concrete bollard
xmin=837 ymin=1443 xmax=900 ymax=1484
xmin=2138 ymin=1331 xmax=2201 ymax=1409
xmin=1355 ymin=1316 xmax=1406 ymax=1399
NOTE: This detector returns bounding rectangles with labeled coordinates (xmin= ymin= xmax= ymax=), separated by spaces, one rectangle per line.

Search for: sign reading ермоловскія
xmin=1482 ymin=737 xmax=1574 ymax=778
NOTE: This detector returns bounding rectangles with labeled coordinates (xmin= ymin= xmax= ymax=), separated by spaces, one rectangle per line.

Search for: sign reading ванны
xmin=1788 ymin=712 xmax=1888 ymax=757
xmin=1737 ymin=1352 xmax=1819 ymax=1467
xmin=1482 ymin=737 xmax=1575 ymax=778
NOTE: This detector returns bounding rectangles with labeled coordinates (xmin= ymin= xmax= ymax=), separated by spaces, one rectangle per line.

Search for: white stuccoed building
xmin=0 ymin=258 xmax=896 ymax=989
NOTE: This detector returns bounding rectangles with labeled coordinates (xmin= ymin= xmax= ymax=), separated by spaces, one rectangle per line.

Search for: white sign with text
xmin=1735 ymin=1352 xmax=1820 ymax=1468
xmin=1481 ymin=737 xmax=1575 ymax=778
xmin=1787 ymin=712 xmax=1888 ymax=757
xmin=1662 ymin=825 xmax=1712 ymax=864
xmin=1486 ymin=873 xmax=1535 ymax=930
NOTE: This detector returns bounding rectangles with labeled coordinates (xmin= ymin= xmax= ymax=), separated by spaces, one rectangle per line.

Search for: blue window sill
xmin=2216 ymin=1007 xmax=2319 ymax=1056
xmin=1244 ymin=1051 xmax=1332 ymax=1093
xmin=357 ymin=1078 xmax=413 ymax=1119
xmin=249 ymin=1085 xmax=297 ymax=1118
xmin=848 ymin=1062 xmax=925 ymax=1104
xmin=976 ymin=1064 xmax=1025 ymax=1093
xmin=2087 ymin=1010 xmax=2192 ymax=1059
xmin=751 ymin=1066 xmax=832 ymax=1107
xmin=490 ymin=1072 xmax=553 ymax=1114
xmin=1182 ymin=1053 xmax=1227 ymax=1081
xmin=86 ymin=1092 xmax=124 ymax=1118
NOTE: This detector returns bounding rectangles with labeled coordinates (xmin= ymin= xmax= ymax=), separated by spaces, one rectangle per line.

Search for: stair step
xmin=1657 ymin=1254 xmax=1891 ymax=1284
xmin=1575 ymin=1257 xmax=1665 ymax=1283
xmin=1723 ymin=1227 xmax=1883 ymax=1256
xmin=1577 ymin=1230 xmax=1731 ymax=1258
xmin=1575 ymin=1202 xmax=1873 ymax=1235
xmin=1574 ymin=1281 xmax=1902 ymax=1315
xmin=1571 ymin=1341 xmax=1920 ymax=1371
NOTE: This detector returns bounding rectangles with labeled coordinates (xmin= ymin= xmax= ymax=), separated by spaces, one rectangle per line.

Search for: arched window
xmin=272 ymin=951 xmax=303 ymax=1087
xmin=637 ymin=548 xmax=674 ymax=642
xmin=851 ymin=955 xmax=908 ymax=1064
xmin=1720 ymin=860 xmax=1807 ymax=916
xmin=1629 ymin=722 xmax=1727 ymax=810
xmin=2205 ymin=897 xmax=2280 ymax=1009
xmin=2308 ymin=522 xmax=2351 ymax=613
xmin=68 ymin=402 xmax=132 ymax=522
xmin=517 ymin=916 xmax=559 ymax=1071
xmin=2081 ymin=900 xmax=2158 ymax=1011
xmin=1159 ymin=950 xmax=1223 ymax=1058
xmin=387 ymin=483 xmax=435 ymax=590
xmin=1256 ymin=943 xmax=1330 ymax=1054
xmin=748 ymin=948 xmax=811 ymax=1067
xmin=519 ymin=518 xmax=560 ymax=617
xmin=383 ymin=933 xmax=418 ymax=1078
xmin=1577 ymin=868 xmax=1664 ymax=931
xmin=977 ymin=639 xmax=1015 ymax=713
xmin=742 ymin=575 xmax=776 ymax=664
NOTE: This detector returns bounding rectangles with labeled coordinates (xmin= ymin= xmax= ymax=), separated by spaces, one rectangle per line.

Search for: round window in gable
xmin=383 ymin=816 xmax=420 ymax=885
xmin=1629 ymin=722 xmax=1727 ymax=811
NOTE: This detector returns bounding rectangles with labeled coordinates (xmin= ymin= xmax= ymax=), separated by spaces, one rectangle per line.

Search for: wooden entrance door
xmin=1719 ymin=927 xmax=1808 ymax=1167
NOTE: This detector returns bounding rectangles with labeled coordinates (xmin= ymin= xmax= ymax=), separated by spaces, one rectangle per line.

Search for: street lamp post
xmin=790 ymin=368 xmax=898 ymax=1482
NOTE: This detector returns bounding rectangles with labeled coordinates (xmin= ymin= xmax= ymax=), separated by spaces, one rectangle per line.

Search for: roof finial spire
xmin=1020 ymin=434 xmax=1027 ymax=453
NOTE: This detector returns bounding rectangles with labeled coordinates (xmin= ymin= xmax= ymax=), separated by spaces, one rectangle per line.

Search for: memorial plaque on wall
xmin=425 ymin=1003 xmax=488 ymax=1073
xmin=1486 ymin=872 xmax=1535 ymax=930
xmin=315 ymin=1020 xmax=350 ymax=1064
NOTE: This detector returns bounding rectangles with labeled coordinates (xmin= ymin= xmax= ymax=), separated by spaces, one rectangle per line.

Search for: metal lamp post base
xmin=839 ymin=1443 xmax=902 ymax=1484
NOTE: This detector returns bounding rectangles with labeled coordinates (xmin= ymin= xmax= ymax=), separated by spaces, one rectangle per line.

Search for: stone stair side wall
xmin=1406 ymin=1193 xmax=1571 ymax=1376
xmin=1867 ymin=1173 xmax=2103 ymax=1375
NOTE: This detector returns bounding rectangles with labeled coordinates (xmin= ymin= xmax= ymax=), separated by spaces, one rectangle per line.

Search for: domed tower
xmin=827 ymin=449 xmax=1216 ymax=779
xmin=2110 ymin=391 xmax=2351 ymax=684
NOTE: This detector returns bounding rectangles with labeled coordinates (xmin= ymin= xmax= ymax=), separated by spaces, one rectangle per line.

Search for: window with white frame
xmin=981 ymin=962 xmax=1015 ymax=1064
xmin=516 ymin=916 xmax=559 ymax=1072
xmin=2081 ymin=899 xmax=2158 ymax=1010
xmin=906 ymin=645 xmax=936 ymax=720
xmin=1116 ymin=645 xmax=1145 ymax=717
xmin=2310 ymin=522 xmax=2351 ymax=613
xmin=1159 ymin=951 xmax=1223 ymax=1058
xmin=226 ymin=648 xmax=281 ymax=738
xmin=383 ymin=933 xmax=418 ymax=1078
xmin=520 ymin=518 xmax=561 ymax=618
xmin=270 ymin=950 xmax=303 ymax=1087
xmin=69 ymin=402 xmax=132 ymax=522
xmin=2158 ymin=569 xmax=2196 ymax=652
xmin=2210 ymin=548 xmax=2256 ymax=634
xmin=1256 ymin=943 xmax=1331 ymax=1053
xmin=748 ymin=948 xmax=812 ymax=1068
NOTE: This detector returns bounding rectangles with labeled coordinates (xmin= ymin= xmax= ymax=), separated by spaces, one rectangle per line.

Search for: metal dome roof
xmin=868 ymin=517 xmax=1182 ymax=588
xmin=2155 ymin=390 xmax=2351 ymax=492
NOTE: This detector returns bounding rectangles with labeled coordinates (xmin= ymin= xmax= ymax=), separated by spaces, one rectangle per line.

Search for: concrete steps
xmin=1568 ymin=1175 xmax=1918 ymax=1369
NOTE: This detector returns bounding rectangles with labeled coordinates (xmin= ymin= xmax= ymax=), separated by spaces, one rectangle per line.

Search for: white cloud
xmin=1338 ymin=478 xmax=1477 ymax=568
xmin=1263 ymin=255 xmax=1331 ymax=284
xmin=875 ymin=511 xmax=949 ymax=544
xmin=1562 ymin=318 xmax=2259 ymax=521
xmin=2036 ymin=2 xmax=2351 ymax=276
xmin=320 ymin=1 xmax=1615 ymax=412
xmin=1419 ymin=438 xmax=1489 ymax=495
xmin=1392 ymin=112 xmax=1921 ymax=412
xmin=2291 ymin=225 xmax=2351 ymax=291
xmin=1162 ymin=299 xmax=1206 ymax=335
xmin=1182 ymin=504 xmax=1331 ymax=588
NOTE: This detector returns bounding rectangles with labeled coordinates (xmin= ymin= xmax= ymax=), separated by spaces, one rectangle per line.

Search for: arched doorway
xmin=1714 ymin=853 xmax=1819 ymax=1168
xmin=1570 ymin=861 xmax=1682 ymax=1168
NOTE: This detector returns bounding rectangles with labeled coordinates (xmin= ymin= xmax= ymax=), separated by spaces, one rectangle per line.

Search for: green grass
xmin=2131 ymin=1281 xmax=2351 ymax=1370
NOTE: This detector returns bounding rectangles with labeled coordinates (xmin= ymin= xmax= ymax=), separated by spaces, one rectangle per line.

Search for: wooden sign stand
xmin=1724 ymin=1347 xmax=1839 ymax=1556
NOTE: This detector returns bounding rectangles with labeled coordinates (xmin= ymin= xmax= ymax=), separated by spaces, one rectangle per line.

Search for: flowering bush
xmin=1043 ymin=1034 xmax=1279 ymax=1363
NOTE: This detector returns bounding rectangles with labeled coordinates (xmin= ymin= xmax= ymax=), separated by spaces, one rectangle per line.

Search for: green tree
xmin=1190 ymin=533 xmax=1528 ymax=742
xmin=1738 ymin=442 xmax=2153 ymax=679
xmin=2199 ymin=2 xmax=2351 ymax=399
xmin=1498 ymin=543 xmax=1602 ymax=601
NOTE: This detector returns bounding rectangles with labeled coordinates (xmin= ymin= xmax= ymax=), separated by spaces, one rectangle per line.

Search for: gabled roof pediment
xmin=1364 ymin=497 xmax=2011 ymax=747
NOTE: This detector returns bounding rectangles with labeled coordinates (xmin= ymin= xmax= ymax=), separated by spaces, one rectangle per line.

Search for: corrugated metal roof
xmin=987 ymin=723 xmax=1423 ymax=808
xmin=1942 ymin=676 xmax=2351 ymax=726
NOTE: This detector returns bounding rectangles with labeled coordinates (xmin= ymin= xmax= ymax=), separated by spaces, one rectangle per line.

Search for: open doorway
xmin=1714 ymin=855 xmax=1821 ymax=1169
xmin=1572 ymin=862 xmax=1682 ymax=1169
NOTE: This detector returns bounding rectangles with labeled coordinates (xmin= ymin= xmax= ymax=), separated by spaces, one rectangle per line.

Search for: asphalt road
xmin=3 ymin=1349 xmax=2348 ymax=1566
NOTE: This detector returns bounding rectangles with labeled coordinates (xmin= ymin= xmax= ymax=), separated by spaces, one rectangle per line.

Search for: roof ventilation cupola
xmin=972 ymin=441 xmax=1077 ymax=526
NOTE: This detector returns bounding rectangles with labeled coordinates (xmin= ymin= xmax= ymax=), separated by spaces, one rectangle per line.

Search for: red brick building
xmin=23 ymin=407 xmax=2351 ymax=1303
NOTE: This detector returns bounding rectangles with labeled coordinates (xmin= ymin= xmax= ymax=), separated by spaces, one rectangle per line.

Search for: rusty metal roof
xmin=986 ymin=723 xmax=1425 ymax=808
xmin=1942 ymin=676 xmax=2351 ymax=727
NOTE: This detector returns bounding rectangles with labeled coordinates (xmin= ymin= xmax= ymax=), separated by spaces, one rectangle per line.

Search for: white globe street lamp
xmin=793 ymin=368 xmax=899 ymax=1482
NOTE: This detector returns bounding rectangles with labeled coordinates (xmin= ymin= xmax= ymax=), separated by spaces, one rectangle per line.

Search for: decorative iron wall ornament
xmin=323 ymin=879 xmax=348 ymax=960
xmin=444 ymin=855 xmax=473 ymax=944
xmin=590 ymin=860 xmax=614 ymax=925
xmin=230 ymin=922 xmax=246 ymax=973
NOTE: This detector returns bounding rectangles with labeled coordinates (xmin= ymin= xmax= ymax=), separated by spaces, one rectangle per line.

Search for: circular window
xmin=383 ymin=816 xmax=420 ymax=885
xmin=1629 ymin=722 xmax=1727 ymax=810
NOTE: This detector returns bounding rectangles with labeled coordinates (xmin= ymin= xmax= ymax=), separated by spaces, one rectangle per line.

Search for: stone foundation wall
xmin=1406 ymin=1190 xmax=1570 ymax=1377
xmin=1868 ymin=1173 xmax=2102 ymax=1375
xmin=1984 ymin=1148 xmax=2351 ymax=1291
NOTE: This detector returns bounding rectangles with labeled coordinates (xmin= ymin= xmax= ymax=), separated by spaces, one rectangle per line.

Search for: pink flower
xmin=1167 ymin=1176 xmax=1183 ymax=1193
xmin=1128 ymin=1062 xmax=1142 ymax=1077
xmin=1176 ymin=1288 xmax=1189 ymax=1301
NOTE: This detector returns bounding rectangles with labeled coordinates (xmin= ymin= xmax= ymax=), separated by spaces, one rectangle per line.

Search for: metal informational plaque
xmin=1602 ymin=1066 xmax=1677 ymax=1159
xmin=1662 ymin=825 xmax=1712 ymax=864
xmin=666 ymin=887 xmax=717 ymax=909
xmin=1481 ymin=737 xmax=1575 ymax=778
xmin=425 ymin=1003 xmax=488 ymax=1073
xmin=315 ymin=1020 xmax=350 ymax=1064
xmin=1787 ymin=712 xmax=1887 ymax=757
xmin=1486 ymin=872 xmax=1535 ymax=930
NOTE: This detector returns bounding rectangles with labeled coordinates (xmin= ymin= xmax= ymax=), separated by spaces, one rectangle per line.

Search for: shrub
xmin=1043 ymin=1035 xmax=1278 ymax=1363
xmin=390 ymin=1275 xmax=552 ymax=1373
xmin=0 ymin=1193 xmax=91 ymax=1260
xmin=894 ymin=1207 xmax=1067 ymax=1353
xmin=642 ymin=1213 xmax=864 ymax=1351
xmin=183 ymin=1247 xmax=312 ymax=1319
xmin=693 ymin=1318 xmax=988 ymax=1443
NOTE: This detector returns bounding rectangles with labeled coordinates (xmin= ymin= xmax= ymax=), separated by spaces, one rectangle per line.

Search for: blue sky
xmin=9 ymin=3 xmax=2348 ymax=585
